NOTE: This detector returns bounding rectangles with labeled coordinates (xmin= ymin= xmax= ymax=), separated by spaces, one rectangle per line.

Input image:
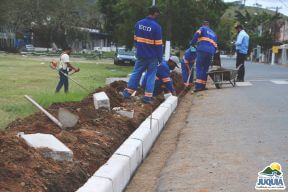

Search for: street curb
xmin=76 ymin=96 xmax=178 ymax=192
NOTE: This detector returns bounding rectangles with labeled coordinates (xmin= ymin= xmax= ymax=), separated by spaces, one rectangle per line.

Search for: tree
xmin=98 ymin=0 xmax=227 ymax=48
xmin=234 ymin=9 xmax=283 ymax=52
xmin=0 ymin=0 xmax=100 ymax=49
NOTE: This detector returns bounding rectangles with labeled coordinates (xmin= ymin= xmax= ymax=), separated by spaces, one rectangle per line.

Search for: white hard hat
xmin=169 ymin=56 xmax=180 ymax=67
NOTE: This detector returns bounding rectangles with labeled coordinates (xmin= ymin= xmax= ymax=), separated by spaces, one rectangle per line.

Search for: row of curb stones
xmin=76 ymin=96 xmax=178 ymax=192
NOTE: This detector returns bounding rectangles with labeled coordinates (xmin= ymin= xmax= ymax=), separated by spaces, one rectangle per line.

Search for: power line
xmin=278 ymin=0 xmax=288 ymax=9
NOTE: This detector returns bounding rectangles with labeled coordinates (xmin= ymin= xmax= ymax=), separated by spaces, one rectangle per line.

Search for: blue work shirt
xmin=134 ymin=17 xmax=163 ymax=63
xmin=181 ymin=47 xmax=197 ymax=66
xmin=235 ymin=30 xmax=249 ymax=54
xmin=190 ymin=26 xmax=217 ymax=54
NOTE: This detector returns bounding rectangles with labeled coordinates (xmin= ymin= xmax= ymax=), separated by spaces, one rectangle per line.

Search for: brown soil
xmin=0 ymin=73 xmax=184 ymax=192
xmin=171 ymin=71 xmax=185 ymax=95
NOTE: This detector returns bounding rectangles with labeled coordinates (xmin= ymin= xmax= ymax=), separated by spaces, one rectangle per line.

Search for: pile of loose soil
xmin=0 ymin=73 xmax=184 ymax=192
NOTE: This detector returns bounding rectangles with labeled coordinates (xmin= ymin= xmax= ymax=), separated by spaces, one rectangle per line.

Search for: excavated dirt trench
xmin=0 ymin=72 xmax=184 ymax=192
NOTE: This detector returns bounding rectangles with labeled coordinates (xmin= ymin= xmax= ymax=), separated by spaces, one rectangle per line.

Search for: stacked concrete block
xmin=129 ymin=125 xmax=153 ymax=159
xmin=76 ymin=96 xmax=180 ymax=192
xmin=94 ymin=154 xmax=130 ymax=192
xmin=76 ymin=176 xmax=113 ymax=192
xmin=165 ymin=96 xmax=178 ymax=112
xmin=93 ymin=92 xmax=110 ymax=110
xmin=115 ymin=139 xmax=143 ymax=175
xmin=164 ymin=93 xmax=172 ymax=100
xmin=159 ymin=103 xmax=173 ymax=117
xmin=139 ymin=117 xmax=159 ymax=139
xmin=20 ymin=133 xmax=73 ymax=161
xmin=149 ymin=107 xmax=170 ymax=131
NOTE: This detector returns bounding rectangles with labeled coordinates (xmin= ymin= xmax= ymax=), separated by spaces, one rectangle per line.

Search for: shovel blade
xmin=58 ymin=108 xmax=79 ymax=128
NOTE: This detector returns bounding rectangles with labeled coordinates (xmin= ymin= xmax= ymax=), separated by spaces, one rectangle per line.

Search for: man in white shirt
xmin=55 ymin=47 xmax=79 ymax=93
xmin=235 ymin=24 xmax=250 ymax=82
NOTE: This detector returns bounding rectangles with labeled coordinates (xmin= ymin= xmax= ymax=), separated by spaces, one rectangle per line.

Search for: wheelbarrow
xmin=207 ymin=64 xmax=242 ymax=89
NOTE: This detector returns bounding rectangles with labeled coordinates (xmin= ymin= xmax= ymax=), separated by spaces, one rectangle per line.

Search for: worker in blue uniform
xmin=190 ymin=21 xmax=218 ymax=92
xmin=141 ymin=56 xmax=179 ymax=96
xmin=122 ymin=6 xmax=163 ymax=104
xmin=181 ymin=47 xmax=197 ymax=87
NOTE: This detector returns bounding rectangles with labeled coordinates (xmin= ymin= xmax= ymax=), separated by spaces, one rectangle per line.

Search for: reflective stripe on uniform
xmin=134 ymin=35 xmax=163 ymax=45
xmin=196 ymin=79 xmax=206 ymax=84
xmin=145 ymin=92 xmax=153 ymax=97
xmin=198 ymin=37 xmax=218 ymax=48
xmin=162 ymin=77 xmax=171 ymax=83
xmin=155 ymin=40 xmax=163 ymax=45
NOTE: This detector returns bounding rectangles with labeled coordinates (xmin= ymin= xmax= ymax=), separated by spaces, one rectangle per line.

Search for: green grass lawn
xmin=0 ymin=53 xmax=133 ymax=130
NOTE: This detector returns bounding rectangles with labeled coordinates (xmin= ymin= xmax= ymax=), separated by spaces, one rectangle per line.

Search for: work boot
xmin=120 ymin=91 xmax=131 ymax=100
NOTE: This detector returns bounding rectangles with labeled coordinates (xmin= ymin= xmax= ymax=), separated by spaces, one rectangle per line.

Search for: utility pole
xmin=243 ymin=0 xmax=246 ymax=6
xmin=266 ymin=6 xmax=282 ymax=13
xmin=152 ymin=0 xmax=171 ymax=60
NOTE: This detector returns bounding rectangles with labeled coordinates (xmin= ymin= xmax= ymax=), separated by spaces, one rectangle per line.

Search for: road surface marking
xmin=270 ymin=80 xmax=288 ymax=85
xmin=236 ymin=82 xmax=253 ymax=86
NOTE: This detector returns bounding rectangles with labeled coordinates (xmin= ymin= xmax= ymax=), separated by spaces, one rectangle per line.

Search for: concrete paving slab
xmin=112 ymin=107 xmax=134 ymax=119
xmin=115 ymin=138 xmax=143 ymax=175
xmin=20 ymin=133 xmax=73 ymax=161
xmin=76 ymin=176 xmax=113 ymax=192
xmin=94 ymin=154 xmax=130 ymax=192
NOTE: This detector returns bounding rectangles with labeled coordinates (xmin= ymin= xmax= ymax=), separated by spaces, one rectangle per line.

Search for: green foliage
xmin=234 ymin=9 xmax=283 ymax=51
xmin=215 ymin=18 xmax=234 ymax=53
xmin=98 ymin=0 xmax=227 ymax=48
xmin=0 ymin=0 xmax=103 ymax=48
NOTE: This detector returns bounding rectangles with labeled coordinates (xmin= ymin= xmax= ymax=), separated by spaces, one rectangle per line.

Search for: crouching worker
xmin=181 ymin=46 xmax=197 ymax=88
xmin=142 ymin=56 xmax=179 ymax=96
xmin=55 ymin=47 xmax=80 ymax=93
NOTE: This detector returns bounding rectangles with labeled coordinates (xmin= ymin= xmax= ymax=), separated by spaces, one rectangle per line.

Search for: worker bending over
xmin=141 ymin=56 xmax=179 ymax=96
xmin=181 ymin=47 xmax=197 ymax=87
xmin=190 ymin=21 xmax=217 ymax=92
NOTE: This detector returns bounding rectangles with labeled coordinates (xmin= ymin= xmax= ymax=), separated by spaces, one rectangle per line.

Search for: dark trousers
xmin=236 ymin=51 xmax=247 ymax=81
xmin=55 ymin=69 xmax=69 ymax=93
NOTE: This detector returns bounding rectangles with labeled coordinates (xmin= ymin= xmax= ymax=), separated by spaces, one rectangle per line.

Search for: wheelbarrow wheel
xmin=214 ymin=73 xmax=222 ymax=89
xmin=215 ymin=83 xmax=222 ymax=89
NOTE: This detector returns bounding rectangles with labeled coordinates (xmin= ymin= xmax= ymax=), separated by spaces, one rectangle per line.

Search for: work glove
xmin=190 ymin=46 xmax=197 ymax=53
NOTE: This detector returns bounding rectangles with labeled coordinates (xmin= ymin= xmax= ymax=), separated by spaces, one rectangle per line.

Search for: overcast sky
xmin=224 ymin=0 xmax=288 ymax=16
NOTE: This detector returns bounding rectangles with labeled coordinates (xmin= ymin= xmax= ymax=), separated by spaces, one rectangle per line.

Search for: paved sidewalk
xmin=156 ymin=85 xmax=288 ymax=192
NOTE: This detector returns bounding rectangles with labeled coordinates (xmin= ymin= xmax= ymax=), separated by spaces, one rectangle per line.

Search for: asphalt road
xmin=126 ymin=59 xmax=288 ymax=192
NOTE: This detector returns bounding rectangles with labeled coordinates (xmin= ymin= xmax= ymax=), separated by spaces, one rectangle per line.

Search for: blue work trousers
xmin=181 ymin=61 xmax=194 ymax=86
xmin=55 ymin=68 xmax=69 ymax=93
xmin=195 ymin=51 xmax=213 ymax=90
xmin=124 ymin=57 xmax=158 ymax=101
xmin=142 ymin=78 xmax=166 ymax=96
